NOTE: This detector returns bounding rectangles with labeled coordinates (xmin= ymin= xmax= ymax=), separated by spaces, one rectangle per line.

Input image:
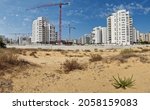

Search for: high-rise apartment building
xmin=79 ymin=34 xmax=91 ymax=45
xmin=32 ymin=17 xmax=57 ymax=44
xmin=132 ymin=27 xmax=140 ymax=43
xmin=92 ymin=26 xmax=107 ymax=44
xmin=107 ymin=10 xmax=133 ymax=45
xmin=49 ymin=24 xmax=57 ymax=43
xmin=139 ymin=33 xmax=150 ymax=42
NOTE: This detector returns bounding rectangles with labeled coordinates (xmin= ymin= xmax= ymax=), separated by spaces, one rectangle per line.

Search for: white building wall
xmin=92 ymin=26 xmax=107 ymax=44
xmin=101 ymin=27 xmax=107 ymax=44
xmin=132 ymin=27 xmax=137 ymax=43
xmin=136 ymin=30 xmax=140 ymax=42
xmin=32 ymin=17 xmax=56 ymax=44
xmin=107 ymin=10 xmax=133 ymax=45
xmin=132 ymin=28 xmax=140 ymax=43
xmin=92 ymin=26 xmax=101 ymax=44
xmin=49 ymin=24 xmax=57 ymax=42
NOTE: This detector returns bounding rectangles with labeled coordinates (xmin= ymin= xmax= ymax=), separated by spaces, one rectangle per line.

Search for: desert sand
xmin=1 ymin=46 xmax=150 ymax=93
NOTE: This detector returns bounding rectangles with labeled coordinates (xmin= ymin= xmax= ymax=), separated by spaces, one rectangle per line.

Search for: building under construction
xmin=31 ymin=17 xmax=57 ymax=44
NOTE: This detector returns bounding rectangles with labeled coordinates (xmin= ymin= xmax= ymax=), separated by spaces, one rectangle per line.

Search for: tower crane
xmin=27 ymin=1 xmax=69 ymax=45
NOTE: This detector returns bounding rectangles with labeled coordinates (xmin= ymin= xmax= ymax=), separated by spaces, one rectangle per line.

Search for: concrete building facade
xmin=139 ymin=33 xmax=150 ymax=42
xmin=107 ymin=10 xmax=133 ymax=45
xmin=49 ymin=24 xmax=57 ymax=43
xmin=92 ymin=26 xmax=107 ymax=44
xmin=79 ymin=34 xmax=91 ymax=45
xmin=132 ymin=27 xmax=140 ymax=43
xmin=32 ymin=17 xmax=57 ymax=44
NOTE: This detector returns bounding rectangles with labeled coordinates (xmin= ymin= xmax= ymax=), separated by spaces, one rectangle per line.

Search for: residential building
xmin=107 ymin=10 xmax=133 ymax=45
xmin=132 ymin=27 xmax=140 ymax=43
xmin=92 ymin=26 xmax=107 ymax=44
xmin=138 ymin=32 xmax=150 ymax=42
xmin=49 ymin=24 xmax=57 ymax=43
xmin=139 ymin=33 xmax=145 ymax=42
xmin=32 ymin=17 xmax=49 ymax=44
xmin=32 ymin=17 xmax=57 ymax=44
xmin=79 ymin=34 xmax=91 ymax=45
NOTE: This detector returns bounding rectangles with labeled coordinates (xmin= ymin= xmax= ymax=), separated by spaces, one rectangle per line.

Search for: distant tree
xmin=0 ymin=37 xmax=6 ymax=48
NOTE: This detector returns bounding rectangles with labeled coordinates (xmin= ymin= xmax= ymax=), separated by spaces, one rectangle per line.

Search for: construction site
xmin=0 ymin=0 xmax=150 ymax=93
xmin=1 ymin=0 xmax=149 ymax=47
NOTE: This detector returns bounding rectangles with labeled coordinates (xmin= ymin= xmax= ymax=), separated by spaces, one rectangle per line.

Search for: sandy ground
xmin=2 ymin=46 xmax=150 ymax=93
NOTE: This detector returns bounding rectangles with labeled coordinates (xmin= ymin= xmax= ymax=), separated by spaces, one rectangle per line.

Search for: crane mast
xmin=27 ymin=2 xmax=69 ymax=45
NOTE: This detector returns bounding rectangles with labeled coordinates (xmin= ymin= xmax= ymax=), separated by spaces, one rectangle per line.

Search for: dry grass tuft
xmin=107 ymin=48 xmax=150 ymax=63
xmin=30 ymin=51 xmax=38 ymax=58
xmin=62 ymin=59 xmax=85 ymax=73
xmin=0 ymin=50 xmax=30 ymax=72
xmin=99 ymin=50 xmax=104 ymax=52
xmin=141 ymin=48 xmax=150 ymax=52
xmin=89 ymin=54 xmax=103 ymax=62
xmin=0 ymin=78 xmax=13 ymax=93
xmin=111 ymin=49 xmax=137 ymax=63
xmin=83 ymin=49 xmax=91 ymax=52
xmin=53 ymin=49 xmax=64 ymax=52
xmin=74 ymin=49 xmax=80 ymax=53
xmin=120 ymin=49 xmax=134 ymax=55
xmin=94 ymin=48 xmax=98 ymax=52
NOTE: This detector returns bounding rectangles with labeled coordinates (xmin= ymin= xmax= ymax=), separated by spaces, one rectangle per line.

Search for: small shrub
xmin=111 ymin=49 xmax=137 ymax=63
xmin=62 ymin=59 xmax=84 ymax=73
xmin=99 ymin=50 xmax=103 ymax=52
xmin=139 ymin=56 xmax=149 ymax=63
xmin=30 ymin=51 xmax=38 ymax=58
xmin=84 ymin=49 xmax=91 ymax=52
xmin=0 ymin=52 xmax=30 ymax=71
xmin=113 ymin=49 xmax=117 ymax=52
xmin=46 ymin=53 xmax=50 ymax=56
xmin=60 ymin=50 xmax=68 ymax=55
xmin=74 ymin=49 xmax=80 ymax=53
xmin=54 ymin=49 xmax=64 ymax=52
xmin=0 ymin=53 xmax=18 ymax=65
xmin=94 ymin=48 xmax=98 ymax=52
xmin=120 ymin=49 xmax=134 ymax=55
xmin=0 ymin=78 xmax=13 ymax=93
xmin=141 ymin=48 xmax=150 ymax=52
xmin=89 ymin=54 xmax=102 ymax=62
xmin=112 ymin=74 xmax=135 ymax=89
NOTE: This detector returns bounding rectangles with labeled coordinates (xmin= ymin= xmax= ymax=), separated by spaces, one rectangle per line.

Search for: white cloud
xmin=24 ymin=18 xmax=30 ymax=22
xmin=3 ymin=16 xmax=6 ymax=20
xmin=67 ymin=2 xmax=150 ymax=20
xmin=104 ymin=3 xmax=150 ymax=15
xmin=66 ymin=9 xmax=84 ymax=17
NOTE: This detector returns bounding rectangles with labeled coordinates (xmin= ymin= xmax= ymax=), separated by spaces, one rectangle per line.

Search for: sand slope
xmin=2 ymin=47 xmax=150 ymax=93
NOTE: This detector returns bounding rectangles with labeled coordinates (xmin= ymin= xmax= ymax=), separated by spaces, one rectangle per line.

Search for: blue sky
xmin=0 ymin=0 xmax=150 ymax=39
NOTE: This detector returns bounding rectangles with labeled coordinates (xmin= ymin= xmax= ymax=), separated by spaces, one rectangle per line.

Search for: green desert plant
xmin=89 ymin=54 xmax=102 ymax=62
xmin=112 ymin=74 xmax=135 ymax=89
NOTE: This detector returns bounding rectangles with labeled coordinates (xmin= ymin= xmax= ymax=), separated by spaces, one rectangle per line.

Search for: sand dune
xmin=0 ymin=46 xmax=150 ymax=93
